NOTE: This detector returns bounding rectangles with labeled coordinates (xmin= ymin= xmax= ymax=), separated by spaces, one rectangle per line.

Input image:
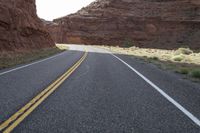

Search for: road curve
xmin=0 ymin=45 xmax=200 ymax=133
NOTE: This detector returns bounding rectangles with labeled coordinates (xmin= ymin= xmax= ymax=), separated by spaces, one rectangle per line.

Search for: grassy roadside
xmin=0 ymin=44 xmax=68 ymax=70
xmin=98 ymin=45 xmax=200 ymax=82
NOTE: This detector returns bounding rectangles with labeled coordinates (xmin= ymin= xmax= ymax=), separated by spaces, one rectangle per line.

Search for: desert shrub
xmin=190 ymin=69 xmax=200 ymax=79
xmin=149 ymin=56 xmax=159 ymax=60
xmin=143 ymin=56 xmax=148 ymax=58
xmin=122 ymin=38 xmax=133 ymax=48
xmin=129 ymin=46 xmax=139 ymax=51
xmin=175 ymin=48 xmax=193 ymax=55
xmin=176 ymin=68 xmax=189 ymax=75
xmin=172 ymin=55 xmax=185 ymax=62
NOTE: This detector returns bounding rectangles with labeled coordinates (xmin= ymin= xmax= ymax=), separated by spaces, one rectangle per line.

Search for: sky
xmin=36 ymin=0 xmax=96 ymax=21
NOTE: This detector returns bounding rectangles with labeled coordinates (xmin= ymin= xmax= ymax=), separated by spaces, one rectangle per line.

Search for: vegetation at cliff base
xmin=0 ymin=45 xmax=68 ymax=70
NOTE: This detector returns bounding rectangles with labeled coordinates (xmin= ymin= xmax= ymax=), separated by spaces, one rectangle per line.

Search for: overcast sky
xmin=36 ymin=0 xmax=95 ymax=21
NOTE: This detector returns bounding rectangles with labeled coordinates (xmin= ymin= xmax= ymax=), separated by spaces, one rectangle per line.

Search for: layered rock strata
xmin=0 ymin=0 xmax=54 ymax=52
xmin=48 ymin=0 xmax=200 ymax=49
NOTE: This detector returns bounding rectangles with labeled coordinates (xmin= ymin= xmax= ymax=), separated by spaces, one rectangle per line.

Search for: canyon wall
xmin=49 ymin=0 xmax=200 ymax=49
xmin=0 ymin=0 xmax=54 ymax=52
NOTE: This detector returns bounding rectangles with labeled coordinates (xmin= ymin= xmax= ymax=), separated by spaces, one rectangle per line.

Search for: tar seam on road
xmin=111 ymin=53 xmax=200 ymax=127
xmin=0 ymin=52 xmax=88 ymax=133
xmin=0 ymin=51 xmax=67 ymax=76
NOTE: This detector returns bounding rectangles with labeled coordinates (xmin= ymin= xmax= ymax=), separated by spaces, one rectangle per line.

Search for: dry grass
xmin=175 ymin=48 xmax=193 ymax=55
xmin=100 ymin=46 xmax=200 ymax=64
xmin=0 ymin=46 xmax=67 ymax=70
xmin=98 ymin=45 xmax=200 ymax=81
xmin=56 ymin=44 xmax=69 ymax=50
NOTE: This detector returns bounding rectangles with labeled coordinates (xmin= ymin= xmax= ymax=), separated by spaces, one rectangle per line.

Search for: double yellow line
xmin=0 ymin=52 xmax=88 ymax=133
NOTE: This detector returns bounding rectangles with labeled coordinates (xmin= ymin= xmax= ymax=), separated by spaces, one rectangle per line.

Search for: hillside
xmin=48 ymin=0 xmax=200 ymax=49
xmin=0 ymin=0 xmax=54 ymax=52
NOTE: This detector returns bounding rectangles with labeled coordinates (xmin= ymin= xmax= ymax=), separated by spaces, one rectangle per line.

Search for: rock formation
xmin=48 ymin=0 xmax=200 ymax=49
xmin=0 ymin=0 xmax=54 ymax=52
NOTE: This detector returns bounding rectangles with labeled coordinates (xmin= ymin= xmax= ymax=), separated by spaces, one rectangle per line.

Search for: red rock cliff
xmin=0 ymin=0 xmax=54 ymax=52
xmin=49 ymin=0 xmax=200 ymax=49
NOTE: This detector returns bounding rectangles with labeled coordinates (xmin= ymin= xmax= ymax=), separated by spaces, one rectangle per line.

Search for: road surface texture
xmin=0 ymin=45 xmax=200 ymax=133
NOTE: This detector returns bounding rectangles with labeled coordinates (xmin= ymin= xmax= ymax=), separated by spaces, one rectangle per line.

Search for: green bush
xmin=176 ymin=68 xmax=189 ymax=75
xmin=122 ymin=38 xmax=133 ymax=48
xmin=149 ymin=56 xmax=159 ymax=60
xmin=190 ymin=69 xmax=200 ymax=79
xmin=175 ymin=48 xmax=193 ymax=55
xmin=172 ymin=55 xmax=185 ymax=62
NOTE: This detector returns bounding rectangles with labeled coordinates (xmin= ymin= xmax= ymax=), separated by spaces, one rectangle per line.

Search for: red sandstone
xmin=0 ymin=0 xmax=54 ymax=52
xmin=48 ymin=0 xmax=200 ymax=49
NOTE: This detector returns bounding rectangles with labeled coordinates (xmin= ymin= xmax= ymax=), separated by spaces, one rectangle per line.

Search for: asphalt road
xmin=0 ymin=45 xmax=200 ymax=133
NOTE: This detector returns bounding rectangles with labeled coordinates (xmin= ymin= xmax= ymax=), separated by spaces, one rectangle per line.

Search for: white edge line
xmin=0 ymin=51 xmax=67 ymax=76
xmin=111 ymin=53 xmax=200 ymax=127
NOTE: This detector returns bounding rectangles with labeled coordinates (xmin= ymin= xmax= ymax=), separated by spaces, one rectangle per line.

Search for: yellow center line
xmin=0 ymin=52 xmax=88 ymax=133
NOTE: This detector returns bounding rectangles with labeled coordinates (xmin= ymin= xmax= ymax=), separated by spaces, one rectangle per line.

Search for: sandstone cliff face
xmin=49 ymin=0 xmax=200 ymax=49
xmin=0 ymin=0 xmax=54 ymax=52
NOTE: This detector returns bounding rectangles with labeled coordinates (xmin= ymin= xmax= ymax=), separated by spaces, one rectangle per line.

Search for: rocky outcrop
xmin=49 ymin=0 xmax=200 ymax=49
xmin=0 ymin=0 xmax=54 ymax=52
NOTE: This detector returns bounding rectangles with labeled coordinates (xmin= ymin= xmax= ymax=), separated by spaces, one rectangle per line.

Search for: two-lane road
xmin=0 ymin=45 xmax=200 ymax=132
